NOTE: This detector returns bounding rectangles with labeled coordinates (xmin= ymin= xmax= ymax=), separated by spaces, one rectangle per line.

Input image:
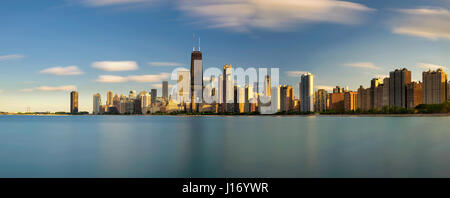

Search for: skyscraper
xmin=177 ymin=70 xmax=190 ymax=105
xmin=280 ymin=85 xmax=294 ymax=112
xmin=129 ymin=90 xmax=137 ymax=99
xmin=162 ymin=81 xmax=168 ymax=102
xmin=190 ymin=37 xmax=203 ymax=112
xmin=93 ymin=93 xmax=101 ymax=115
xmin=314 ymin=89 xmax=328 ymax=112
xmin=140 ymin=91 xmax=151 ymax=114
xmin=344 ymin=91 xmax=358 ymax=112
xmin=107 ymin=91 xmax=113 ymax=107
xmin=265 ymin=75 xmax=271 ymax=97
xmin=70 ymin=91 xmax=78 ymax=114
xmin=407 ymin=81 xmax=423 ymax=109
xmin=223 ymin=64 xmax=233 ymax=112
xmin=300 ymin=73 xmax=314 ymax=112
xmin=423 ymin=69 xmax=447 ymax=104
xmin=151 ymin=89 xmax=157 ymax=104
xmin=389 ymin=68 xmax=411 ymax=108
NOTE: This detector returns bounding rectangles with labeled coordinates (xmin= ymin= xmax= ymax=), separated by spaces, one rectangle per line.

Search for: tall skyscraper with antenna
xmin=190 ymin=35 xmax=203 ymax=112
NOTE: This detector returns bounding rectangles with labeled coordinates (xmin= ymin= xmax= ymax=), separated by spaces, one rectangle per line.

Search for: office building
xmin=382 ymin=78 xmax=390 ymax=107
xmin=300 ymin=73 xmax=314 ymax=112
xmin=344 ymin=91 xmax=358 ymax=112
xmin=223 ymin=64 xmax=234 ymax=112
xmin=106 ymin=91 xmax=113 ymax=107
xmin=423 ymin=69 xmax=447 ymax=104
xmin=314 ymin=89 xmax=328 ymax=112
xmin=162 ymin=81 xmax=168 ymax=102
xmin=70 ymin=91 xmax=78 ymax=114
xmin=389 ymin=68 xmax=411 ymax=108
xmin=280 ymin=85 xmax=294 ymax=112
xmin=151 ymin=89 xmax=157 ymax=105
xmin=190 ymin=38 xmax=203 ymax=112
xmin=407 ymin=82 xmax=423 ymax=109
xmin=330 ymin=92 xmax=345 ymax=113
xmin=93 ymin=93 xmax=101 ymax=114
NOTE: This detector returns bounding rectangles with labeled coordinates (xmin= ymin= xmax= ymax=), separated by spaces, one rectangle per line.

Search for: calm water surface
xmin=0 ymin=115 xmax=449 ymax=178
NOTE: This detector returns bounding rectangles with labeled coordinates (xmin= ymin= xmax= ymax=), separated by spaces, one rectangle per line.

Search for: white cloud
xmin=81 ymin=0 xmax=154 ymax=7
xmin=21 ymin=85 xmax=77 ymax=92
xmin=151 ymin=83 xmax=174 ymax=89
xmin=316 ymin=85 xmax=334 ymax=91
xmin=286 ymin=70 xmax=309 ymax=77
xmin=178 ymin=0 xmax=375 ymax=32
xmin=19 ymin=88 xmax=34 ymax=92
xmin=40 ymin=66 xmax=83 ymax=76
xmin=92 ymin=61 xmax=138 ymax=71
xmin=417 ymin=62 xmax=448 ymax=71
xmin=148 ymin=62 xmax=183 ymax=67
xmin=0 ymin=54 xmax=25 ymax=61
xmin=392 ymin=8 xmax=450 ymax=40
xmin=96 ymin=73 xmax=170 ymax=83
xmin=345 ymin=62 xmax=380 ymax=69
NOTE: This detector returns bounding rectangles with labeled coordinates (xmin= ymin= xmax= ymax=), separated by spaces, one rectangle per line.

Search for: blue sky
xmin=1 ymin=0 xmax=450 ymax=112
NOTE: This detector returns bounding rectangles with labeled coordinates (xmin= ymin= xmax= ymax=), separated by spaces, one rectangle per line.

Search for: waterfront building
xmin=371 ymin=78 xmax=383 ymax=110
xmin=333 ymin=86 xmax=344 ymax=93
xmin=126 ymin=99 xmax=135 ymax=114
xmin=162 ymin=81 xmax=168 ymax=102
xmin=374 ymin=84 xmax=384 ymax=110
xmin=140 ymin=91 xmax=151 ymax=114
xmin=106 ymin=91 xmax=113 ymax=107
xmin=389 ymin=68 xmax=411 ymax=108
xmin=423 ymin=69 xmax=447 ymax=104
xmin=344 ymin=91 xmax=358 ymax=112
xmin=407 ymin=81 xmax=423 ymax=109
xmin=314 ymin=89 xmax=328 ymax=112
xmin=223 ymin=64 xmax=234 ymax=112
xmin=280 ymin=85 xmax=294 ymax=112
xmin=113 ymin=94 xmax=120 ymax=111
xmin=70 ymin=91 xmax=78 ymax=114
xmin=93 ymin=93 xmax=101 ymax=115
xmin=265 ymin=75 xmax=271 ymax=97
xmin=300 ymin=73 xmax=314 ymax=112
xmin=244 ymin=85 xmax=255 ymax=113
xmin=357 ymin=86 xmax=371 ymax=112
xmin=382 ymin=78 xmax=390 ymax=107
xmin=177 ymin=70 xmax=190 ymax=106
xmin=129 ymin=90 xmax=137 ymax=99
xmin=330 ymin=92 xmax=345 ymax=113
xmin=151 ymin=89 xmax=157 ymax=105
xmin=190 ymin=38 xmax=203 ymax=112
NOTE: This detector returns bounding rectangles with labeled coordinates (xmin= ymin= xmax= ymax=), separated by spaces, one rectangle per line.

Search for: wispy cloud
xmin=286 ymin=70 xmax=309 ymax=77
xmin=151 ymin=83 xmax=174 ymax=89
xmin=96 ymin=73 xmax=170 ymax=83
xmin=0 ymin=54 xmax=25 ymax=61
xmin=148 ymin=62 xmax=184 ymax=67
xmin=20 ymin=85 xmax=77 ymax=92
xmin=92 ymin=61 xmax=138 ymax=71
xmin=80 ymin=0 xmax=155 ymax=7
xmin=178 ymin=0 xmax=375 ymax=32
xmin=417 ymin=62 xmax=448 ymax=71
xmin=40 ymin=66 xmax=84 ymax=76
xmin=316 ymin=85 xmax=334 ymax=91
xmin=345 ymin=62 xmax=380 ymax=69
xmin=392 ymin=7 xmax=450 ymax=40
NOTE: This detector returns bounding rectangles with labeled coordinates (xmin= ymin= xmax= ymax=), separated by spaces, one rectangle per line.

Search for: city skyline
xmin=1 ymin=0 xmax=450 ymax=112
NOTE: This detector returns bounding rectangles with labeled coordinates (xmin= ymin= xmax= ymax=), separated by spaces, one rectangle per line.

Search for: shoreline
xmin=1 ymin=113 xmax=450 ymax=117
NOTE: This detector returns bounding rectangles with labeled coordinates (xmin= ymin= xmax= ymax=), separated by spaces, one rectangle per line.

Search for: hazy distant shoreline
xmin=1 ymin=113 xmax=450 ymax=117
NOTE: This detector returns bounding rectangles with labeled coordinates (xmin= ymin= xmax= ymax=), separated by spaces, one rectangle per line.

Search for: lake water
xmin=0 ymin=115 xmax=449 ymax=178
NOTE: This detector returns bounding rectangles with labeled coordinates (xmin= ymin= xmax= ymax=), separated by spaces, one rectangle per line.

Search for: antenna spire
xmin=198 ymin=37 xmax=201 ymax=51
xmin=192 ymin=34 xmax=195 ymax=51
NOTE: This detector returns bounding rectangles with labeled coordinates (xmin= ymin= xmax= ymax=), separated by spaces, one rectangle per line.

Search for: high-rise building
xmin=151 ymin=89 xmax=157 ymax=104
xmin=113 ymin=94 xmax=120 ymax=111
xmin=223 ymin=64 xmax=234 ymax=112
xmin=314 ymin=89 xmax=328 ymax=112
xmin=333 ymin=86 xmax=344 ymax=93
xmin=280 ymin=85 xmax=294 ymax=112
xmin=357 ymin=86 xmax=371 ymax=112
xmin=371 ymin=78 xmax=383 ymax=110
xmin=190 ymin=38 xmax=203 ymax=112
xmin=389 ymin=68 xmax=411 ymax=108
xmin=407 ymin=81 xmax=423 ymax=109
xmin=119 ymin=94 xmax=127 ymax=114
xmin=382 ymin=78 xmax=390 ymax=107
xmin=344 ymin=91 xmax=358 ymax=112
xmin=93 ymin=93 xmax=101 ymax=114
xmin=162 ymin=81 xmax=168 ymax=102
xmin=330 ymin=92 xmax=345 ymax=113
xmin=423 ymin=69 xmax=447 ymax=104
xmin=106 ymin=91 xmax=113 ymax=107
xmin=70 ymin=91 xmax=78 ymax=114
xmin=244 ymin=85 xmax=255 ymax=113
xmin=300 ymin=73 xmax=314 ymax=112
xmin=129 ymin=90 xmax=137 ymax=99
xmin=265 ymin=75 xmax=271 ymax=97
xmin=140 ymin=91 xmax=151 ymax=114
xmin=218 ymin=75 xmax=224 ymax=105
xmin=177 ymin=70 xmax=190 ymax=105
